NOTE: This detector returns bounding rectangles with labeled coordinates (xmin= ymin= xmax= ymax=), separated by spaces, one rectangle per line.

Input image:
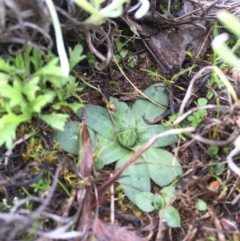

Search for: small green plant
xmin=114 ymin=37 xmax=138 ymax=68
xmin=134 ymin=185 xmax=181 ymax=228
xmin=0 ymin=45 xmax=85 ymax=149
xmin=31 ymin=178 xmax=51 ymax=193
xmin=2 ymin=197 xmax=19 ymax=209
xmin=208 ymin=145 xmax=225 ymax=179
xmin=196 ymin=198 xmax=208 ymax=211
xmin=54 ymin=83 xmax=183 ymax=205
xmin=187 ymin=98 xmax=208 ymax=127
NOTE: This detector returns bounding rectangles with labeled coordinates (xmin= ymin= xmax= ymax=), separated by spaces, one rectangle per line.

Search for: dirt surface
xmin=1 ymin=0 xmax=240 ymax=241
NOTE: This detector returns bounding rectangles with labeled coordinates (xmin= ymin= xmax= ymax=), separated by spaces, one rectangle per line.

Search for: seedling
xmin=188 ymin=98 xmax=208 ymax=127
xmin=196 ymin=198 xmax=208 ymax=211
xmin=208 ymin=145 xmax=225 ymax=178
xmin=134 ymin=185 xmax=181 ymax=228
xmin=31 ymin=178 xmax=51 ymax=193
xmin=114 ymin=37 xmax=138 ymax=68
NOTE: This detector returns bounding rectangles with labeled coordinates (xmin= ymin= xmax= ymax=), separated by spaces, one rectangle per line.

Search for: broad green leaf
xmin=118 ymin=129 xmax=137 ymax=147
xmin=143 ymin=83 xmax=168 ymax=103
xmin=69 ymin=44 xmax=86 ymax=70
xmin=153 ymin=193 xmax=165 ymax=210
xmin=112 ymin=109 xmax=136 ymax=133
xmin=159 ymin=206 xmax=181 ymax=228
xmin=41 ymin=113 xmax=68 ymax=130
xmin=210 ymin=160 xmax=225 ymax=176
xmin=132 ymin=99 xmax=166 ymax=125
xmin=95 ymin=158 xmax=104 ymax=170
xmin=53 ymin=121 xmax=80 ymax=155
xmin=109 ymin=97 xmax=129 ymax=115
xmin=136 ymin=124 xmax=177 ymax=147
xmin=196 ymin=199 xmax=208 ymax=211
xmin=97 ymin=140 xmax=129 ymax=165
xmin=110 ymin=97 xmax=136 ymax=133
xmin=132 ymin=83 xmax=168 ymax=125
xmin=161 ymin=186 xmax=176 ymax=203
xmin=208 ymin=145 xmax=219 ymax=155
xmin=134 ymin=192 xmax=155 ymax=212
xmin=54 ymin=122 xmax=97 ymax=155
xmin=116 ymin=153 xmax=150 ymax=204
xmin=198 ymin=98 xmax=208 ymax=106
xmin=77 ymin=105 xmax=115 ymax=140
xmin=143 ymin=148 xmax=183 ymax=187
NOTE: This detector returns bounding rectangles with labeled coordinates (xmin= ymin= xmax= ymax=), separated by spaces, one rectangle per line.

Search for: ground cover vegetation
xmin=1 ymin=0 xmax=240 ymax=240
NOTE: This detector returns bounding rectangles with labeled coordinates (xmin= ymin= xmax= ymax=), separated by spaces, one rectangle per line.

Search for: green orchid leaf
xmin=136 ymin=124 xmax=177 ymax=147
xmin=110 ymin=97 xmax=136 ymax=133
xmin=118 ymin=129 xmax=137 ymax=147
xmin=116 ymin=153 xmax=151 ymax=204
xmin=143 ymin=83 xmax=168 ymax=103
xmin=159 ymin=206 xmax=181 ymax=228
xmin=109 ymin=96 xmax=129 ymax=114
xmin=112 ymin=110 xmax=136 ymax=133
xmin=53 ymin=120 xmax=97 ymax=156
xmin=132 ymin=83 xmax=168 ymax=125
xmin=95 ymin=158 xmax=104 ymax=170
xmin=97 ymin=139 xmax=129 ymax=165
xmin=134 ymin=192 xmax=155 ymax=212
xmin=77 ymin=105 xmax=115 ymax=140
xmin=160 ymin=186 xmax=176 ymax=203
xmin=210 ymin=160 xmax=225 ymax=176
xmin=153 ymin=193 xmax=165 ymax=210
xmin=53 ymin=121 xmax=80 ymax=155
xmin=143 ymin=148 xmax=183 ymax=187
